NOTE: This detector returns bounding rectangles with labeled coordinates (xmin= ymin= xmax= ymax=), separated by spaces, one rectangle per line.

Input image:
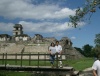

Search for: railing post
xmin=2 ymin=53 xmax=4 ymax=65
xmin=15 ymin=53 xmax=17 ymax=65
xmin=29 ymin=53 xmax=31 ymax=66
xmin=44 ymin=53 xmax=46 ymax=66
xmin=21 ymin=53 xmax=23 ymax=67
xmin=5 ymin=53 xmax=7 ymax=67
xmin=38 ymin=52 xmax=39 ymax=68
xmin=56 ymin=53 xmax=58 ymax=68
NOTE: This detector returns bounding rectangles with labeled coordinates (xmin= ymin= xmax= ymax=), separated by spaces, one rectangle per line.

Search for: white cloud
xmin=77 ymin=22 xmax=86 ymax=26
xmin=0 ymin=0 xmax=76 ymax=20
xmin=19 ymin=21 xmax=74 ymax=33
xmin=0 ymin=22 xmax=13 ymax=32
xmin=0 ymin=20 xmax=85 ymax=33
xmin=71 ymin=36 xmax=76 ymax=39
xmin=53 ymin=32 xmax=65 ymax=37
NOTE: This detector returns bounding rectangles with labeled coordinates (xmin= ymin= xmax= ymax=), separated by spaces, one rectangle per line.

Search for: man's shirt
xmin=55 ymin=45 xmax=62 ymax=53
xmin=92 ymin=60 xmax=100 ymax=76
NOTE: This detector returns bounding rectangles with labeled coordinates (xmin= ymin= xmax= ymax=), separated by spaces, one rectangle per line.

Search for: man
xmin=55 ymin=41 xmax=63 ymax=68
xmin=92 ymin=53 xmax=100 ymax=76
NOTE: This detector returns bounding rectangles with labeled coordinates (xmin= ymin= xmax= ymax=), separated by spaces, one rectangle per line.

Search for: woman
xmin=48 ymin=42 xmax=56 ymax=68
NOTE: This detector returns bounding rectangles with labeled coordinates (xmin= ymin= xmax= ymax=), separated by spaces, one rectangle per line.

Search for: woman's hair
xmin=50 ymin=42 xmax=55 ymax=46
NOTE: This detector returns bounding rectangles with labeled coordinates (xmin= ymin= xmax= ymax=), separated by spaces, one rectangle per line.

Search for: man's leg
xmin=58 ymin=54 xmax=63 ymax=68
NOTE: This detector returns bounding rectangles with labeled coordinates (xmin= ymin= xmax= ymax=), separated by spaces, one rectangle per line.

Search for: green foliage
xmin=94 ymin=33 xmax=100 ymax=46
xmin=74 ymin=47 xmax=84 ymax=55
xmin=69 ymin=0 xmax=100 ymax=27
xmin=76 ymin=33 xmax=100 ymax=57
xmin=90 ymin=33 xmax=100 ymax=57
xmin=82 ymin=44 xmax=93 ymax=57
xmin=91 ymin=46 xmax=100 ymax=57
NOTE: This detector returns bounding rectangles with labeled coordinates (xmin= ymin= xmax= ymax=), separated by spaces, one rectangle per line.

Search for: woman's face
xmin=51 ymin=43 xmax=55 ymax=47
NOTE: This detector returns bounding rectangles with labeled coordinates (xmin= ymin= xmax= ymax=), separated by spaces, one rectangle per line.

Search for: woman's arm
xmin=48 ymin=50 xmax=51 ymax=54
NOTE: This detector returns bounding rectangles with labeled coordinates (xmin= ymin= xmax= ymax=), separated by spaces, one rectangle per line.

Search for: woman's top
xmin=49 ymin=46 xmax=56 ymax=54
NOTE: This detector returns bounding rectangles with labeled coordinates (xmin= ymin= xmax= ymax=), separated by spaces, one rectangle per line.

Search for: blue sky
xmin=0 ymin=0 xmax=100 ymax=48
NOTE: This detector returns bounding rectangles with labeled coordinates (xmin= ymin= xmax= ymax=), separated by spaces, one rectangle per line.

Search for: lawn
xmin=0 ymin=71 xmax=31 ymax=76
xmin=0 ymin=57 xmax=94 ymax=70
xmin=63 ymin=57 xmax=94 ymax=71
xmin=0 ymin=57 xmax=94 ymax=76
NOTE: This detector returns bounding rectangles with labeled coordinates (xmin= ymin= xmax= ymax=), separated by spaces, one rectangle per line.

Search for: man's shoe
xmin=59 ymin=66 xmax=63 ymax=68
xmin=51 ymin=64 xmax=54 ymax=68
xmin=59 ymin=64 xmax=63 ymax=68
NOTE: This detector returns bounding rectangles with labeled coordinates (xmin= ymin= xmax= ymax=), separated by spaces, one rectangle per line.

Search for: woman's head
xmin=50 ymin=42 xmax=55 ymax=47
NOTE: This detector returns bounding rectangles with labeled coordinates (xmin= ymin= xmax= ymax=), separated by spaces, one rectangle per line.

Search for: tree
xmin=82 ymin=44 xmax=93 ymax=57
xmin=74 ymin=47 xmax=84 ymax=55
xmin=91 ymin=47 xmax=100 ymax=57
xmin=69 ymin=0 xmax=100 ymax=28
xmin=94 ymin=33 xmax=100 ymax=46
xmin=91 ymin=33 xmax=100 ymax=57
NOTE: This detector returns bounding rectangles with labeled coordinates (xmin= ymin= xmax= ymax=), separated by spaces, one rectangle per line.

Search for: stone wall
xmin=0 ymin=43 xmax=24 ymax=54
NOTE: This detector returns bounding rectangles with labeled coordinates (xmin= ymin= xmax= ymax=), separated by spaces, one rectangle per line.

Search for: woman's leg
xmin=50 ymin=55 xmax=55 ymax=68
xmin=50 ymin=55 xmax=55 ymax=64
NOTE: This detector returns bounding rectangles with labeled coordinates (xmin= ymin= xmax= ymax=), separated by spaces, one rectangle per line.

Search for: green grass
xmin=0 ymin=60 xmax=50 ymax=66
xmin=0 ymin=57 xmax=94 ymax=76
xmin=0 ymin=57 xmax=94 ymax=71
xmin=63 ymin=57 xmax=94 ymax=71
xmin=0 ymin=71 xmax=31 ymax=76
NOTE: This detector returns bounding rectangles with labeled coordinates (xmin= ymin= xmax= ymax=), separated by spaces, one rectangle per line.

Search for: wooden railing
xmin=0 ymin=53 xmax=66 ymax=68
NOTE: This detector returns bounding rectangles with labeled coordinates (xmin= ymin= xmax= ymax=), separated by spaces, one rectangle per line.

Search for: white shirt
xmin=49 ymin=46 xmax=56 ymax=54
xmin=92 ymin=60 xmax=100 ymax=76
xmin=55 ymin=45 xmax=62 ymax=53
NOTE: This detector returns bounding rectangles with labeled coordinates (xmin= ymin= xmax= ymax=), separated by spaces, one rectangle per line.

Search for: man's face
xmin=56 ymin=42 xmax=59 ymax=45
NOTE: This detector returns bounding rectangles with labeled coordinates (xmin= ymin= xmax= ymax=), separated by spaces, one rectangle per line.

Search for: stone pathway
xmin=79 ymin=67 xmax=93 ymax=76
xmin=83 ymin=67 xmax=92 ymax=71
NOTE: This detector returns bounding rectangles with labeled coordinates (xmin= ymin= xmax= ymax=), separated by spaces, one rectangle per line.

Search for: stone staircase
xmin=24 ymin=44 xmax=49 ymax=53
xmin=0 ymin=43 xmax=24 ymax=54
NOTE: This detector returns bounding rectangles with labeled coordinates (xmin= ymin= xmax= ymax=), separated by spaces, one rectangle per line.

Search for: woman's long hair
xmin=50 ymin=42 xmax=55 ymax=46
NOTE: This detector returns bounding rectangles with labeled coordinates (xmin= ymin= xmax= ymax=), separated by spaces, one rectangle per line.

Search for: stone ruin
xmin=0 ymin=24 xmax=83 ymax=59
xmin=0 ymin=34 xmax=83 ymax=59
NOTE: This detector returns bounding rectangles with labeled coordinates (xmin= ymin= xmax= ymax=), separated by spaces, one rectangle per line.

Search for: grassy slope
xmin=63 ymin=57 xmax=94 ymax=71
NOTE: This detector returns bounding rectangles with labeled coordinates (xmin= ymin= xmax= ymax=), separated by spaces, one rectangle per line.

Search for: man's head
xmin=97 ymin=53 xmax=100 ymax=60
xmin=56 ymin=41 xmax=59 ymax=46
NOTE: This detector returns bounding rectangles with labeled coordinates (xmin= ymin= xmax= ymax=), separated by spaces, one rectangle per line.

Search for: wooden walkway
xmin=0 ymin=53 xmax=79 ymax=75
xmin=0 ymin=65 xmax=73 ymax=72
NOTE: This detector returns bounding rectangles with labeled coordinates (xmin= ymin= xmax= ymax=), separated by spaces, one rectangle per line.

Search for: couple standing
xmin=48 ymin=41 xmax=63 ymax=68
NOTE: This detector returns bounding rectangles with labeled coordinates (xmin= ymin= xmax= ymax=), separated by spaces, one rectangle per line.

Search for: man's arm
xmin=93 ymin=69 xmax=97 ymax=76
xmin=60 ymin=45 xmax=63 ymax=54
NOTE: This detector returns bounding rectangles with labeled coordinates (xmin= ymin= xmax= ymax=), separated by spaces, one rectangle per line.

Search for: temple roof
xmin=15 ymin=34 xmax=29 ymax=37
xmin=13 ymin=24 xmax=23 ymax=28
xmin=0 ymin=34 xmax=11 ymax=38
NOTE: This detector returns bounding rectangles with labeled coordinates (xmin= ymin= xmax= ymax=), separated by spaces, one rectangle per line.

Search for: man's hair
xmin=97 ymin=53 xmax=100 ymax=60
xmin=56 ymin=41 xmax=59 ymax=43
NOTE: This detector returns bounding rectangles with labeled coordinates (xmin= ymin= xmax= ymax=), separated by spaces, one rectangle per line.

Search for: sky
xmin=0 ymin=0 xmax=100 ymax=48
